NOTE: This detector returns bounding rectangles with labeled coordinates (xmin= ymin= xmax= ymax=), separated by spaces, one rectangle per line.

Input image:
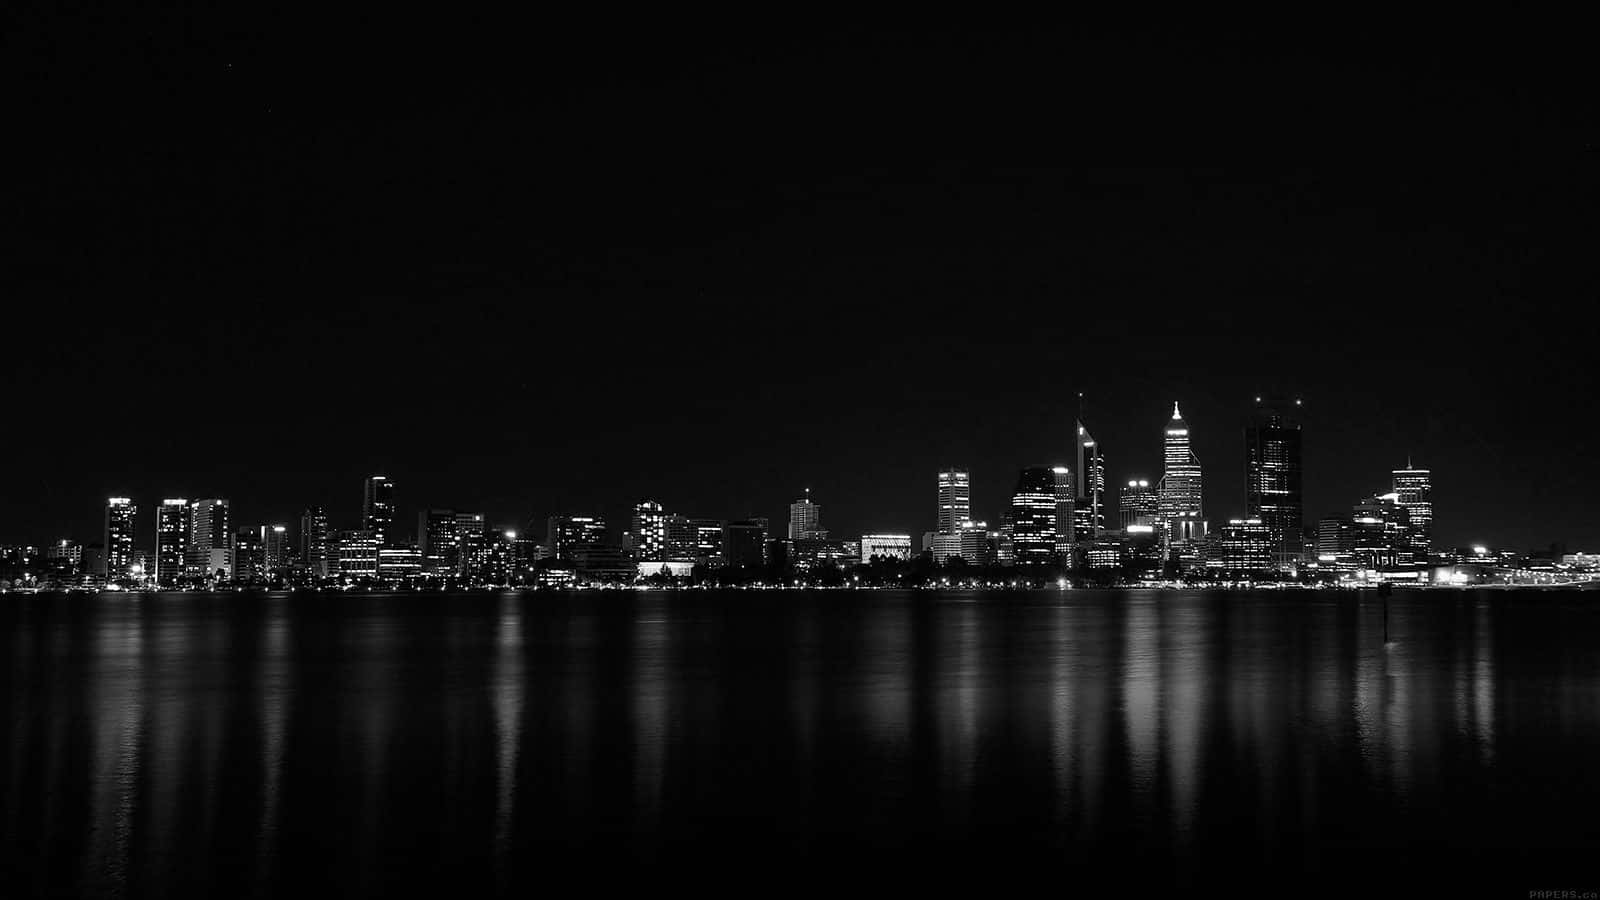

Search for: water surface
xmin=3 ymin=589 xmax=1598 ymax=896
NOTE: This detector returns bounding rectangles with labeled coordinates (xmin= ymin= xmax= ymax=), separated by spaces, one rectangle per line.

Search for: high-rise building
xmin=363 ymin=475 xmax=395 ymax=547
xmin=723 ymin=519 xmax=768 ymax=568
xmin=1052 ymin=466 xmax=1075 ymax=556
xmin=1352 ymin=492 xmax=1411 ymax=570
xmin=1245 ymin=398 xmax=1304 ymax=569
xmin=418 ymin=509 xmax=460 ymax=576
xmin=1119 ymin=479 xmax=1160 ymax=531
xmin=457 ymin=513 xmax=488 ymax=579
xmin=936 ymin=469 xmax=971 ymax=536
xmin=548 ymin=515 xmax=607 ymax=562
xmin=155 ymin=499 xmax=190 ymax=586
xmin=233 ymin=527 xmax=264 ymax=582
xmin=1076 ymin=418 xmax=1106 ymax=539
xmin=263 ymin=525 xmax=290 ymax=573
xmin=1392 ymin=460 xmax=1432 ymax=563
xmin=187 ymin=499 xmax=232 ymax=578
xmin=1210 ymin=518 xmax=1273 ymax=572
xmin=104 ymin=497 xmax=137 ymax=579
xmin=1009 ymin=467 xmax=1060 ymax=565
xmin=631 ymin=500 xmax=667 ymax=562
xmin=299 ymin=506 xmax=331 ymax=578
xmin=1158 ymin=403 xmax=1205 ymax=543
xmin=789 ymin=490 xmax=824 ymax=540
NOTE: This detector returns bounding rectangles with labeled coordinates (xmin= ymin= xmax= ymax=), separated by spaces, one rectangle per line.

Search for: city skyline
xmin=8 ymin=394 xmax=1590 ymax=561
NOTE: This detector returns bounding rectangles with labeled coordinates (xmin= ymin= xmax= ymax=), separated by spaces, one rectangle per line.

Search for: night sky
xmin=6 ymin=21 xmax=1597 ymax=551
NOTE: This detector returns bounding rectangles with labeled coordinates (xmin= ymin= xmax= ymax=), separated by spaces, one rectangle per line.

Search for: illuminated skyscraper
xmin=418 ymin=509 xmax=460 ymax=575
xmin=1052 ymin=466 xmax=1075 ymax=556
xmin=363 ymin=475 xmax=396 ymax=546
xmin=233 ymin=527 xmax=264 ymax=582
xmin=1392 ymin=460 xmax=1432 ymax=563
xmin=936 ymin=468 xmax=971 ymax=536
xmin=547 ymin=515 xmax=607 ymax=562
xmin=103 ymin=497 xmax=137 ymax=578
xmin=155 ymin=498 xmax=190 ymax=586
xmin=300 ymin=506 xmax=331 ymax=577
xmin=631 ymin=500 xmax=667 ymax=562
xmin=1076 ymin=412 xmax=1106 ymax=539
xmin=1009 ymin=466 xmax=1061 ymax=565
xmin=1119 ymin=479 xmax=1159 ymax=531
xmin=263 ymin=524 xmax=289 ymax=572
xmin=789 ymin=490 xmax=824 ymax=540
xmin=188 ymin=499 xmax=232 ymax=578
xmin=1245 ymin=397 xmax=1303 ymax=568
xmin=1158 ymin=403 xmax=1205 ymax=542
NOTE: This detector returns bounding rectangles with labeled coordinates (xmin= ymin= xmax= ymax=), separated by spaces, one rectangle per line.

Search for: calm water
xmin=3 ymin=589 xmax=1599 ymax=896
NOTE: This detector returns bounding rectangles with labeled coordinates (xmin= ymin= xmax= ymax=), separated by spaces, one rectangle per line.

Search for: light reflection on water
xmin=2 ymin=589 xmax=1600 ymax=896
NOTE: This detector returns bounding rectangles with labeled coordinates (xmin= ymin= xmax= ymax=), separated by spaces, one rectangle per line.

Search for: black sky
xmin=5 ymin=20 xmax=1597 ymax=551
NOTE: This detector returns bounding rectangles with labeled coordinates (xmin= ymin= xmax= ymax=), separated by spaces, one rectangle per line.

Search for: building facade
xmin=155 ymin=498 xmax=190 ymax=586
xmin=1245 ymin=398 xmax=1304 ymax=569
xmin=104 ymin=497 xmax=137 ymax=579
xmin=363 ymin=475 xmax=395 ymax=547
xmin=1009 ymin=467 xmax=1060 ymax=565
xmin=188 ymin=498 xmax=231 ymax=578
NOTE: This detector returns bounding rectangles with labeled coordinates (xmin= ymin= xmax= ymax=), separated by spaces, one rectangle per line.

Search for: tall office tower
xmin=1119 ymin=479 xmax=1160 ymax=530
xmin=456 ymin=513 xmax=487 ymax=578
xmin=155 ymin=498 xmax=190 ymax=586
xmin=789 ymin=489 xmax=824 ymax=540
xmin=300 ymin=506 xmax=331 ymax=577
xmin=1245 ymin=397 xmax=1304 ymax=569
xmin=723 ymin=519 xmax=768 ymax=568
xmin=1391 ymin=460 xmax=1433 ymax=563
xmin=417 ymin=509 xmax=460 ymax=575
xmin=1009 ymin=466 xmax=1060 ymax=565
xmin=188 ymin=499 xmax=232 ymax=578
xmin=363 ymin=475 xmax=396 ymax=546
xmin=547 ymin=515 xmax=607 ymax=562
xmin=631 ymin=500 xmax=667 ymax=562
xmin=104 ymin=497 xmax=138 ymax=579
xmin=233 ymin=527 xmax=264 ymax=582
xmin=1052 ymin=466 xmax=1075 ymax=556
xmin=936 ymin=468 xmax=972 ymax=535
xmin=1158 ymin=402 xmax=1205 ymax=542
xmin=263 ymin=525 xmax=289 ymax=572
xmin=1076 ymin=418 xmax=1106 ymax=538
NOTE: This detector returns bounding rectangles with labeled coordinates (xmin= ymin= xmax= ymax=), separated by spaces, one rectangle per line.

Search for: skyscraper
xmin=264 ymin=525 xmax=289 ymax=573
xmin=418 ymin=509 xmax=460 ymax=575
xmin=1119 ymin=479 xmax=1159 ymax=531
xmin=188 ymin=499 xmax=232 ymax=578
xmin=1052 ymin=466 xmax=1075 ymax=557
xmin=104 ymin=497 xmax=137 ymax=579
xmin=1076 ymin=413 xmax=1106 ymax=539
xmin=631 ymin=500 xmax=667 ymax=562
xmin=788 ymin=490 xmax=823 ymax=540
xmin=1245 ymin=397 xmax=1303 ymax=569
xmin=1009 ymin=466 xmax=1060 ymax=565
xmin=936 ymin=468 xmax=971 ymax=536
xmin=363 ymin=475 xmax=396 ymax=547
xmin=233 ymin=527 xmax=264 ymax=582
xmin=1158 ymin=403 xmax=1205 ymax=543
xmin=1392 ymin=460 xmax=1433 ymax=564
xmin=155 ymin=498 xmax=190 ymax=586
xmin=300 ymin=506 xmax=331 ymax=578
